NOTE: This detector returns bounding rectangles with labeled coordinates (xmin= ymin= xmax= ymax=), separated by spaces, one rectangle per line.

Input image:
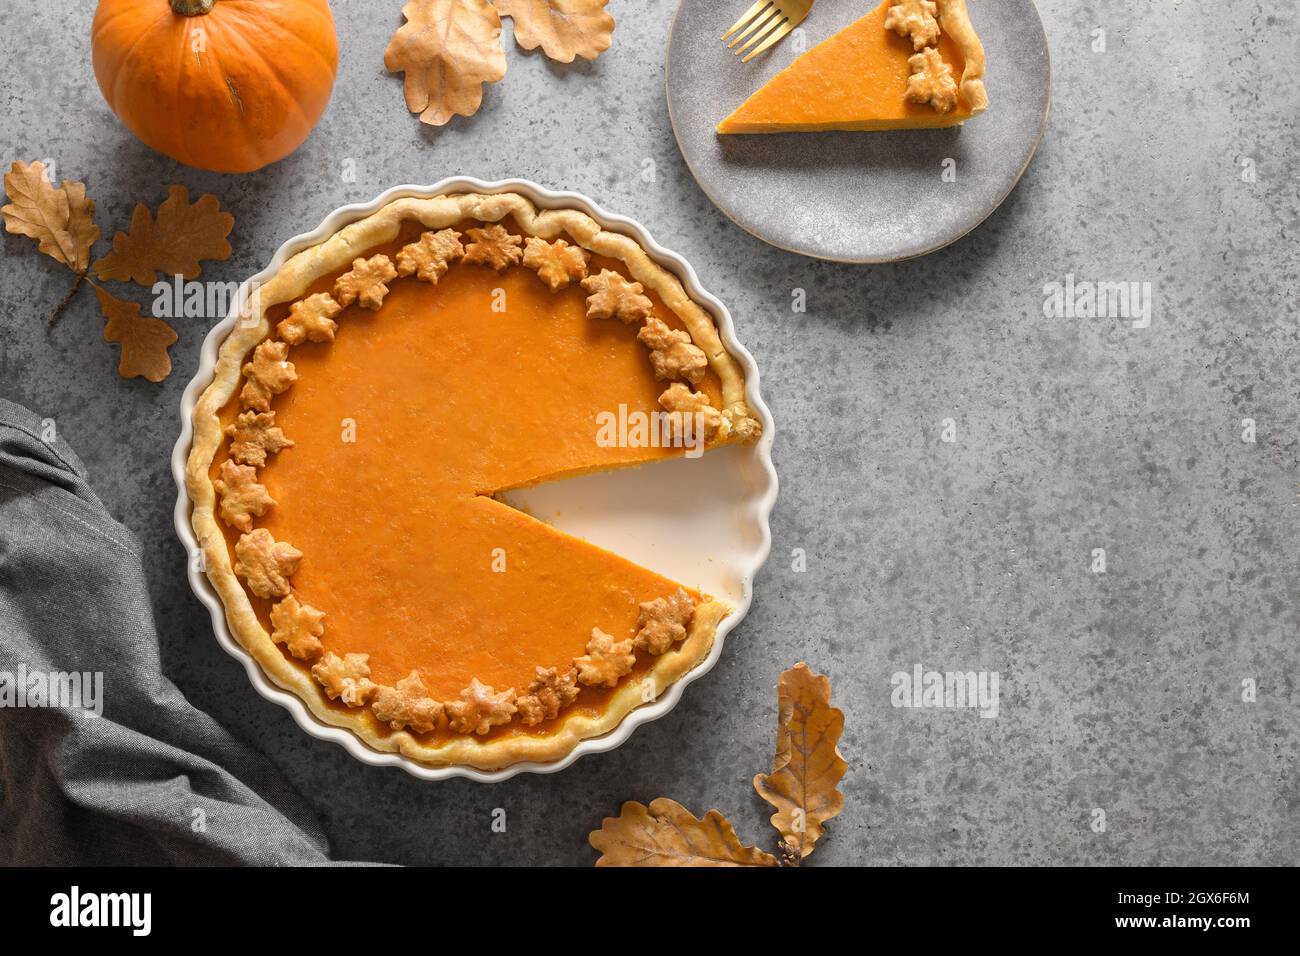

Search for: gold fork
xmin=721 ymin=0 xmax=814 ymax=62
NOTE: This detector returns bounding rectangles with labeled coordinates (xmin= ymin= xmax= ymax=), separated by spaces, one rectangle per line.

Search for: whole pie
xmin=717 ymin=0 xmax=988 ymax=134
xmin=186 ymin=191 xmax=763 ymax=770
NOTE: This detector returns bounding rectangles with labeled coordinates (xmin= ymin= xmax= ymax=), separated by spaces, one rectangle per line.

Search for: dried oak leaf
xmin=278 ymin=292 xmax=342 ymax=345
xmin=575 ymin=627 xmax=635 ymax=688
xmin=372 ymin=671 xmax=443 ymax=733
xmin=1 ymin=161 xmax=99 ymax=273
xmin=580 ymin=269 xmax=653 ymax=324
xmin=333 ymin=255 xmax=398 ymax=310
xmin=384 ymin=0 xmax=508 ymax=127
xmin=633 ymin=588 xmax=695 ymax=655
xmin=590 ymin=798 xmax=779 ymax=867
xmin=233 ymin=528 xmax=302 ymax=599
xmin=312 ymin=652 xmax=377 ymax=707
xmin=516 ymin=665 xmax=580 ymax=725
xmin=225 ymin=410 xmax=294 ymax=468
xmin=61 ymin=182 xmax=100 ymax=274
xmin=92 ymin=185 xmax=233 ymax=285
xmin=638 ymin=317 xmax=707 ymax=385
xmin=269 ymin=594 xmax=326 ymax=661
xmin=446 ymin=677 xmax=517 ymax=735
xmin=213 ymin=459 xmax=275 ymax=533
xmin=496 ymin=0 xmax=614 ymax=63
xmin=396 ymin=228 xmax=464 ymax=284
xmin=905 ymin=48 xmax=959 ymax=113
xmin=241 ymin=340 xmax=297 ymax=412
xmin=463 ymin=224 xmax=523 ymax=271
xmin=885 ymin=0 xmax=941 ymax=51
xmin=753 ymin=663 xmax=847 ymax=862
xmin=522 ymin=236 xmax=588 ymax=290
xmin=94 ymin=284 xmax=177 ymax=383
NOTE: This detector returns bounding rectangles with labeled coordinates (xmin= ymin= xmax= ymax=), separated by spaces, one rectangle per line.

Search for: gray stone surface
xmin=1 ymin=0 xmax=1296 ymax=865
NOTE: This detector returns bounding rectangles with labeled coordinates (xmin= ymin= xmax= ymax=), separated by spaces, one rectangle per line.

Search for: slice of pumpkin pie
xmin=717 ymin=0 xmax=988 ymax=134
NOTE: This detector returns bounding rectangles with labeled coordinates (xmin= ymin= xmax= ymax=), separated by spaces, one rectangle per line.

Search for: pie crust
xmin=929 ymin=0 xmax=988 ymax=114
xmin=186 ymin=191 xmax=760 ymax=770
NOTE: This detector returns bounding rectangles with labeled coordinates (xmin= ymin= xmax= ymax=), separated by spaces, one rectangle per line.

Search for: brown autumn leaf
xmin=753 ymin=663 xmax=847 ymax=862
xmin=384 ymin=0 xmax=509 ymax=127
xmin=590 ymin=798 xmax=779 ymax=867
xmin=92 ymin=185 xmax=234 ymax=286
xmin=495 ymin=0 xmax=614 ymax=63
xmin=1 ymin=161 xmax=99 ymax=273
xmin=94 ymin=284 xmax=178 ymax=383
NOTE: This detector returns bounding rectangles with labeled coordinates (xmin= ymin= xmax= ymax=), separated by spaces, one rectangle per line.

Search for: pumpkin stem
xmin=171 ymin=0 xmax=215 ymax=15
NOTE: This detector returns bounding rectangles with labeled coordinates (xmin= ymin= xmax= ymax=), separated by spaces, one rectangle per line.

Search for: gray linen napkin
xmin=0 ymin=397 xmax=331 ymax=865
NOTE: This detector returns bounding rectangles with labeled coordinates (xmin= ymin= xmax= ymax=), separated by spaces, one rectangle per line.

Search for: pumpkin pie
xmin=186 ymin=192 xmax=763 ymax=770
xmin=716 ymin=0 xmax=988 ymax=134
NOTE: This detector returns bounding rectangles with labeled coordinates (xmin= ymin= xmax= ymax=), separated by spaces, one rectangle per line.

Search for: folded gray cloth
xmin=0 ymin=398 xmax=330 ymax=865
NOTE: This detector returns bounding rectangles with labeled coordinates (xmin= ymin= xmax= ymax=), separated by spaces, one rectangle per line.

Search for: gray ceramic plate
xmin=665 ymin=0 xmax=1052 ymax=263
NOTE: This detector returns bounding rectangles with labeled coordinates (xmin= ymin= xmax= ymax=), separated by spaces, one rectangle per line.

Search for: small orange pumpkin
xmin=91 ymin=0 xmax=339 ymax=174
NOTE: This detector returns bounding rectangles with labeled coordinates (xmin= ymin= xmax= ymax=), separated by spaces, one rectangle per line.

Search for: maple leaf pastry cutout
xmin=312 ymin=652 xmax=377 ymax=708
xmin=463 ymin=224 xmax=523 ymax=271
xmin=333 ymin=254 xmax=398 ymax=310
xmin=240 ymin=340 xmax=298 ymax=412
xmin=269 ymin=594 xmax=326 ymax=661
xmin=92 ymin=185 xmax=233 ymax=285
xmin=522 ymin=236 xmax=589 ymax=291
xmin=575 ymin=628 xmax=636 ymax=688
xmin=278 ymin=293 xmax=342 ymax=345
xmin=633 ymin=589 xmax=696 ymax=655
xmin=637 ymin=318 xmax=707 ymax=385
xmin=884 ymin=0 xmax=941 ymax=50
xmin=233 ymin=528 xmax=302 ymax=599
xmin=495 ymin=0 xmax=615 ymax=63
xmin=906 ymin=48 xmax=960 ymax=113
xmin=372 ymin=671 xmax=443 ymax=733
xmin=658 ymin=383 xmax=727 ymax=442
xmin=213 ymin=460 xmax=275 ymax=533
xmin=225 ymin=411 xmax=294 ymax=468
xmin=580 ymin=269 xmax=654 ymax=324
xmin=1 ymin=160 xmax=99 ymax=273
xmin=396 ymin=228 xmax=465 ymax=284
xmin=445 ymin=677 xmax=518 ymax=735
xmin=515 ymin=665 xmax=581 ymax=725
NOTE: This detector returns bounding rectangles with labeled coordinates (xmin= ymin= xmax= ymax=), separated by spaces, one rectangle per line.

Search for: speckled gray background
xmin=1 ymin=0 xmax=1297 ymax=865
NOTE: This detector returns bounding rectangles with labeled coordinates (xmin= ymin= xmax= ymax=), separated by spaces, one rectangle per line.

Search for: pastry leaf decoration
xmin=385 ymin=0 xmax=614 ymax=126
xmin=589 ymin=798 xmax=779 ymax=868
xmin=589 ymin=663 xmax=847 ymax=867
xmin=905 ymin=48 xmax=959 ymax=113
xmin=884 ymin=0 xmax=941 ymax=51
xmin=753 ymin=663 xmax=848 ymax=862
xmin=495 ymin=0 xmax=615 ymax=64
xmin=92 ymin=185 xmax=234 ymax=285
xmin=384 ymin=0 xmax=509 ymax=127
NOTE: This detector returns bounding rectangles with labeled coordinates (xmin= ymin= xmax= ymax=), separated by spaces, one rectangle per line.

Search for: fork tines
xmin=722 ymin=0 xmax=802 ymax=63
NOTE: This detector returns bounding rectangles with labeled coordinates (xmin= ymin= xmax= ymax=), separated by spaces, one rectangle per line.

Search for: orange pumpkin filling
xmin=215 ymin=222 xmax=726 ymax=739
